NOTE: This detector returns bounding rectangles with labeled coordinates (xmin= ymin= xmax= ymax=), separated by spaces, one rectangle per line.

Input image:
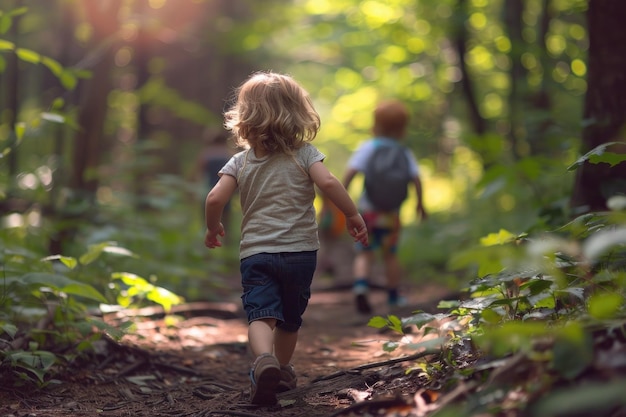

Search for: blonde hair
xmin=373 ymin=100 xmax=409 ymax=139
xmin=224 ymin=72 xmax=321 ymax=154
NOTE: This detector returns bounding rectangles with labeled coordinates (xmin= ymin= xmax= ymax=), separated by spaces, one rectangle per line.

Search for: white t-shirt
xmin=347 ymin=137 xmax=420 ymax=211
xmin=220 ymin=143 xmax=326 ymax=259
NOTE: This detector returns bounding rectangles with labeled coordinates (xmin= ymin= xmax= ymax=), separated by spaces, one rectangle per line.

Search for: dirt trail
xmin=0 ymin=279 xmax=453 ymax=417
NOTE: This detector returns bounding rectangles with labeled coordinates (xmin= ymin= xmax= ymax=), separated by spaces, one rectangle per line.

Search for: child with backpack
xmin=204 ymin=71 xmax=368 ymax=405
xmin=342 ymin=99 xmax=427 ymax=314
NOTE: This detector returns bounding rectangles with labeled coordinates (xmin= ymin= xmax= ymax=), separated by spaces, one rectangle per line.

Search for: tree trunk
xmin=454 ymin=0 xmax=487 ymax=138
xmin=503 ymin=0 xmax=525 ymax=159
xmin=69 ymin=0 xmax=121 ymax=196
xmin=52 ymin=0 xmax=121 ymax=252
xmin=2 ymin=10 xmax=19 ymax=200
xmin=570 ymin=0 xmax=626 ymax=214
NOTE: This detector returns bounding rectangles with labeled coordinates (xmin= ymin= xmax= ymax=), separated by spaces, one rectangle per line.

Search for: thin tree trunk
xmin=3 ymin=10 xmax=19 ymax=200
xmin=69 ymin=0 xmax=121 ymax=196
xmin=454 ymin=0 xmax=487 ymax=138
xmin=503 ymin=0 xmax=525 ymax=159
xmin=570 ymin=0 xmax=626 ymax=213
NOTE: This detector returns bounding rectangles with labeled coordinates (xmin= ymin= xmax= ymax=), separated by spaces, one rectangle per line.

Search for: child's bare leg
xmin=353 ymin=251 xmax=374 ymax=278
xmin=383 ymin=252 xmax=403 ymax=305
xmin=248 ymin=318 xmax=277 ymax=357
xmin=383 ymin=252 xmax=401 ymax=289
xmin=353 ymin=251 xmax=375 ymax=313
xmin=274 ymin=327 xmax=298 ymax=365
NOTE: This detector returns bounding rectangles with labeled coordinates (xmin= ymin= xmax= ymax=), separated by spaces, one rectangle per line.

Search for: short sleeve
xmin=347 ymin=140 xmax=376 ymax=172
xmin=219 ymin=150 xmax=246 ymax=181
xmin=405 ymin=149 xmax=420 ymax=177
xmin=297 ymin=144 xmax=326 ymax=171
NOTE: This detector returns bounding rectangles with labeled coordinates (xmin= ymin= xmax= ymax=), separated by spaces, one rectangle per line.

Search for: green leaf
xmin=89 ymin=317 xmax=128 ymax=339
xmin=103 ymin=246 xmax=136 ymax=257
xmin=8 ymin=7 xmax=28 ymax=17
xmin=15 ymin=122 xmax=26 ymax=141
xmin=437 ymin=300 xmax=460 ymax=309
xmin=41 ymin=56 xmax=63 ymax=77
xmin=387 ymin=315 xmax=403 ymax=333
xmin=479 ymin=229 xmax=516 ymax=246
xmin=588 ymin=292 xmax=623 ymax=319
xmin=15 ymin=48 xmax=40 ymax=64
xmin=112 ymin=271 xmax=149 ymax=288
xmin=481 ymin=308 xmax=502 ymax=324
xmin=568 ymin=142 xmax=626 ymax=171
xmin=0 ymin=39 xmax=15 ymax=50
xmin=556 ymin=287 xmax=585 ymax=302
xmin=41 ymin=112 xmax=65 ymax=124
xmin=146 ymin=286 xmax=182 ymax=312
xmin=41 ymin=255 xmax=78 ymax=270
xmin=402 ymin=312 xmax=437 ymax=329
xmin=1 ymin=323 xmax=18 ymax=338
xmin=61 ymin=283 xmax=108 ymax=303
xmin=367 ymin=316 xmax=390 ymax=329
xmin=51 ymin=97 xmax=65 ymax=110
xmin=405 ymin=337 xmax=446 ymax=351
xmin=21 ymin=272 xmax=74 ymax=288
xmin=0 ymin=15 xmax=12 ymax=34
xmin=588 ymin=151 xmax=626 ymax=167
xmin=8 ymin=351 xmax=57 ymax=383
xmin=79 ymin=242 xmax=110 ymax=265
xmin=519 ymin=279 xmax=552 ymax=295
xmin=60 ymin=71 xmax=78 ymax=90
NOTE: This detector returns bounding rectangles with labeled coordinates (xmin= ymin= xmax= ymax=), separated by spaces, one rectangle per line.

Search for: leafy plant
xmin=369 ymin=160 xmax=626 ymax=415
xmin=0 ymin=238 xmax=183 ymax=387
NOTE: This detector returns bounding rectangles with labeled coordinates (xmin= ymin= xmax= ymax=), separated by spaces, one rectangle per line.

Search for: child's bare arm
xmin=204 ymin=175 xmax=237 ymax=248
xmin=412 ymin=176 xmax=427 ymax=220
xmin=310 ymin=161 xmax=368 ymax=246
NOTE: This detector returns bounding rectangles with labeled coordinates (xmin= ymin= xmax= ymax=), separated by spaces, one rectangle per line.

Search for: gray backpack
xmin=363 ymin=140 xmax=412 ymax=211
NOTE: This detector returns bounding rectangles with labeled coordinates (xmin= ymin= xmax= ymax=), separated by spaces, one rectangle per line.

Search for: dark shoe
xmin=249 ymin=354 xmax=280 ymax=405
xmin=355 ymin=293 xmax=372 ymax=314
xmin=354 ymin=280 xmax=372 ymax=314
xmin=276 ymin=364 xmax=297 ymax=393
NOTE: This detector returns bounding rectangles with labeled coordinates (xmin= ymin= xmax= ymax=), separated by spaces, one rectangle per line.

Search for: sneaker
xmin=276 ymin=363 xmax=297 ymax=393
xmin=388 ymin=296 xmax=408 ymax=308
xmin=249 ymin=353 xmax=281 ymax=405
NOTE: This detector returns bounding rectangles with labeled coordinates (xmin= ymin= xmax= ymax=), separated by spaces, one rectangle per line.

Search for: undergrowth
xmin=370 ymin=195 xmax=626 ymax=416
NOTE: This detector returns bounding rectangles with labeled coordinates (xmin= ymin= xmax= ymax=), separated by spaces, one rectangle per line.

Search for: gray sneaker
xmin=277 ymin=363 xmax=297 ymax=392
xmin=249 ymin=354 xmax=280 ymax=405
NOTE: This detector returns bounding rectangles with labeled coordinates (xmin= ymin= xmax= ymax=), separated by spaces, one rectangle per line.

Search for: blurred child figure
xmin=343 ymin=99 xmax=427 ymax=314
xmin=204 ymin=71 xmax=368 ymax=405
xmin=196 ymin=129 xmax=235 ymax=230
xmin=316 ymin=193 xmax=352 ymax=283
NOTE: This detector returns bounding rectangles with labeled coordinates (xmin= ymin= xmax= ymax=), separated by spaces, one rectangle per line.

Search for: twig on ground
xmin=313 ymin=348 xmax=440 ymax=382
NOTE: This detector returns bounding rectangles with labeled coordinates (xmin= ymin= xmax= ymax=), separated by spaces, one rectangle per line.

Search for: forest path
xmin=0 ymin=275 xmax=454 ymax=417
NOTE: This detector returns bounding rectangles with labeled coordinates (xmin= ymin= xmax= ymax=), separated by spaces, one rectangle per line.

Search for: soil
xmin=0 ymin=273 xmax=455 ymax=417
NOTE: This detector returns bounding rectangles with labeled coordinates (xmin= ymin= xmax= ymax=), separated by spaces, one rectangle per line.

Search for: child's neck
xmin=253 ymin=146 xmax=268 ymax=158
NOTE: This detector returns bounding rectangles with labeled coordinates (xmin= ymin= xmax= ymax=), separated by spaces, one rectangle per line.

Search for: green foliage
xmin=112 ymin=272 xmax=183 ymax=313
xmin=0 ymin=233 xmax=184 ymax=387
xmin=0 ymin=5 xmax=88 ymax=90
xmin=0 ymin=0 xmax=617 ymax=406
xmin=568 ymin=141 xmax=626 ymax=171
xmin=370 ymin=165 xmax=626 ymax=415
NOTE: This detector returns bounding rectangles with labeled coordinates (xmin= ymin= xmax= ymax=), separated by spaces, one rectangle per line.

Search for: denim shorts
xmin=240 ymin=251 xmax=317 ymax=332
